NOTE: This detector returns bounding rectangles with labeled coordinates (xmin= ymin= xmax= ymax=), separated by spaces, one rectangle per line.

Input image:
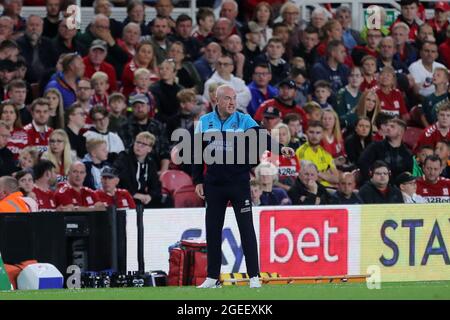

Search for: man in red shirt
xmin=23 ymin=97 xmax=53 ymax=153
xmin=54 ymin=161 xmax=106 ymax=211
xmin=32 ymin=159 xmax=57 ymax=211
xmin=390 ymin=0 xmax=422 ymax=41
xmin=82 ymin=39 xmax=117 ymax=93
xmin=94 ymin=167 xmax=136 ymax=210
xmin=254 ymin=79 xmax=307 ymax=128
xmin=416 ymin=155 xmax=450 ymax=203
xmin=415 ymin=103 xmax=450 ymax=152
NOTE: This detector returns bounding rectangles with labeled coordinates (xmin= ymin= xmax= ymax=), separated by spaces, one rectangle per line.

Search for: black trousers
xmin=203 ymin=182 xmax=259 ymax=279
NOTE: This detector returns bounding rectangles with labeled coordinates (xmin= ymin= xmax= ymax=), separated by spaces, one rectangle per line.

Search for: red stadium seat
xmin=173 ymin=185 xmax=204 ymax=208
xmin=160 ymin=169 xmax=193 ymax=195
xmin=407 ymin=105 xmax=425 ymax=128
xmin=403 ymin=126 xmax=423 ymax=151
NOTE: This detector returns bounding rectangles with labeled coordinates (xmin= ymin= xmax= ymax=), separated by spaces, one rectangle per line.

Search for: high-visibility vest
xmin=0 ymin=192 xmax=31 ymax=213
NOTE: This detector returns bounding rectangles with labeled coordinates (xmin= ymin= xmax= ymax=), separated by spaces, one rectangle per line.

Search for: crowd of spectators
xmin=0 ymin=0 xmax=450 ymax=212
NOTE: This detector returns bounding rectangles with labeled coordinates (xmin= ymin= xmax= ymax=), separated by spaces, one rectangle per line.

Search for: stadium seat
xmin=407 ymin=105 xmax=425 ymax=128
xmin=160 ymin=170 xmax=193 ymax=195
xmin=173 ymin=185 xmax=204 ymax=208
xmin=403 ymin=126 xmax=423 ymax=151
xmin=30 ymin=83 xmax=40 ymax=100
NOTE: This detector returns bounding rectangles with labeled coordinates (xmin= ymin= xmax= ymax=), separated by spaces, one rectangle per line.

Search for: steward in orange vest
xmin=0 ymin=176 xmax=31 ymax=213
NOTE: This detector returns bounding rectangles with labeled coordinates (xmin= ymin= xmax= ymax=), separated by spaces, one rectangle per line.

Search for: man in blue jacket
xmin=193 ymin=85 xmax=294 ymax=289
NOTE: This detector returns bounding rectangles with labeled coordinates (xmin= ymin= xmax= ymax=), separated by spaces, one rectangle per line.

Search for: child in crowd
xmin=7 ymin=79 xmax=31 ymax=126
xmin=90 ymin=71 xmax=110 ymax=109
xmin=291 ymin=68 xmax=310 ymax=106
xmin=313 ymin=80 xmax=333 ymax=110
xmin=108 ymin=92 xmax=128 ymax=133
xmin=129 ymin=68 xmax=156 ymax=118
xmin=360 ymin=55 xmax=378 ymax=92
xmin=303 ymin=101 xmax=323 ymax=124
xmin=250 ymin=179 xmax=263 ymax=206
xmin=434 ymin=140 xmax=450 ymax=178
xmin=412 ymin=144 xmax=434 ymax=176
xmin=18 ymin=146 xmax=40 ymax=170
xmin=82 ymin=139 xmax=110 ymax=190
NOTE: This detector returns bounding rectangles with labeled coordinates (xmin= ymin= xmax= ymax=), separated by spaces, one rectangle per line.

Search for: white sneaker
xmin=196 ymin=277 xmax=221 ymax=288
xmin=249 ymin=276 xmax=261 ymax=288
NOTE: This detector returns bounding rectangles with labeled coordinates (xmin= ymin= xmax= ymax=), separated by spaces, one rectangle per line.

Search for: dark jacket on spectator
xmin=0 ymin=147 xmax=19 ymax=177
xmin=51 ymin=35 xmax=88 ymax=62
xmin=82 ymin=154 xmax=110 ymax=190
xmin=254 ymin=53 xmax=290 ymax=86
xmin=194 ymin=56 xmax=214 ymax=84
xmin=288 ymin=178 xmax=330 ymax=205
xmin=65 ymin=127 xmax=87 ymax=159
xmin=358 ymin=181 xmax=404 ymax=204
xmin=344 ymin=133 xmax=372 ymax=166
xmin=43 ymin=17 xmax=61 ymax=39
xmin=310 ymin=58 xmax=350 ymax=96
xmin=329 ymin=191 xmax=362 ymax=205
xmin=150 ymin=80 xmax=183 ymax=124
xmin=358 ymin=139 xmax=413 ymax=183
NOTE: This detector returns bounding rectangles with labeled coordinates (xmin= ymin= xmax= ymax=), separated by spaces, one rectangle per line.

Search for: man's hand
xmin=195 ymin=184 xmax=205 ymax=200
xmin=134 ymin=193 xmax=152 ymax=205
xmin=281 ymin=147 xmax=295 ymax=158
xmin=93 ymin=202 xmax=107 ymax=211
xmin=96 ymin=29 xmax=115 ymax=46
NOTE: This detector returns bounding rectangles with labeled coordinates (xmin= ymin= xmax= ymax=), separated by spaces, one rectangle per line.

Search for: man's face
xmin=336 ymin=10 xmax=351 ymax=28
xmin=311 ymin=13 xmax=326 ymax=29
xmin=273 ymin=27 xmax=289 ymax=44
xmin=435 ymin=142 xmax=450 ymax=161
xmin=204 ymin=43 xmax=222 ymax=64
xmin=252 ymin=67 xmax=271 ymax=87
xmin=262 ymin=116 xmax=280 ymax=131
xmin=101 ymin=176 xmax=119 ymax=193
xmin=69 ymin=107 xmax=86 ymax=128
xmin=68 ymin=163 xmax=87 ymax=188
xmin=225 ymin=35 xmax=242 ymax=54
xmin=380 ymin=38 xmax=395 ymax=59
xmin=278 ymin=85 xmax=296 ymax=102
xmin=333 ymin=45 xmax=347 ymax=64
xmin=76 ymin=80 xmax=93 ymax=102
xmin=266 ymin=41 xmax=285 ymax=60
xmin=437 ymin=110 xmax=450 ymax=128
xmin=0 ymin=18 xmax=13 ymax=39
xmin=129 ymin=4 xmax=144 ymax=23
xmin=0 ymin=125 xmax=11 ymax=149
xmin=152 ymin=18 xmax=170 ymax=40
xmin=26 ymin=16 xmax=43 ymax=40
xmin=123 ymin=25 xmax=140 ymax=45
xmin=392 ymin=27 xmax=408 ymax=46
xmin=93 ymin=17 xmax=110 ymax=36
xmin=215 ymin=57 xmax=233 ymax=77
xmin=349 ymin=68 xmax=363 ymax=88
xmin=300 ymin=167 xmax=318 ymax=186
xmin=89 ymin=48 xmax=107 ymax=65
xmin=306 ymin=126 xmax=323 ymax=146
xmin=71 ymin=56 xmax=85 ymax=78
xmin=220 ymin=2 xmax=238 ymax=21
xmin=58 ymin=20 xmax=77 ymax=40
xmin=176 ymin=20 xmax=192 ymax=39
xmin=386 ymin=122 xmax=403 ymax=140
xmin=216 ymin=87 xmax=237 ymax=117
xmin=287 ymin=120 xmax=301 ymax=138
xmin=371 ymin=167 xmax=390 ymax=188
xmin=213 ymin=20 xmax=231 ymax=41
xmin=155 ymin=0 xmax=173 ymax=17
xmin=32 ymin=104 xmax=50 ymax=126
xmin=367 ymin=29 xmax=382 ymax=49
xmin=133 ymin=102 xmax=150 ymax=121
xmin=92 ymin=112 xmax=109 ymax=132
xmin=417 ymin=148 xmax=434 ymax=164
xmin=339 ymin=175 xmax=355 ymax=197
xmin=420 ymin=43 xmax=438 ymax=65
xmin=4 ymin=0 xmax=22 ymax=16
xmin=133 ymin=137 xmax=153 ymax=159
xmin=401 ymin=3 xmax=418 ymax=22
xmin=329 ymin=23 xmax=343 ymax=41
xmin=46 ymin=0 xmax=60 ymax=17
xmin=95 ymin=0 xmax=111 ymax=16
xmin=302 ymin=32 xmax=319 ymax=51
xmin=423 ymin=160 xmax=441 ymax=183
xmin=418 ymin=25 xmax=434 ymax=42
xmin=9 ymin=87 xmax=26 ymax=104
xmin=432 ymin=70 xmax=448 ymax=86
xmin=282 ymin=7 xmax=300 ymax=25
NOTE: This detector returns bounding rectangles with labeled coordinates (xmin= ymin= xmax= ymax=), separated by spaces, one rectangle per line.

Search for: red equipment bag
xmin=168 ymin=239 xmax=207 ymax=286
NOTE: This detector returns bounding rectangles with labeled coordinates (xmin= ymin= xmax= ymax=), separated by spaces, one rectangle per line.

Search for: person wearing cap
xmin=390 ymin=0 xmax=423 ymax=41
xmin=254 ymin=78 xmax=307 ymax=126
xmin=94 ymin=167 xmax=136 ymax=210
xmin=396 ymin=171 xmax=426 ymax=203
xmin=119 ymin=93 xmax=170 ymax=173
xmin=427 ymin=2 xmax=450 ymax=45
xmin=83 ymin=39 xmax=118 ymax=93
xmin=246 ymin=63 xmax=278 ymax=117
xmin=261 ymin=106 xmax=281 ymax=132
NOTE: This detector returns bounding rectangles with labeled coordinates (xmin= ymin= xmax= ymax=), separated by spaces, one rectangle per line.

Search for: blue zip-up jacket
xmin=193 ymin=109 xmax=282 ymax=186
xmin=246 ymin=81 xmax=279 ymax=117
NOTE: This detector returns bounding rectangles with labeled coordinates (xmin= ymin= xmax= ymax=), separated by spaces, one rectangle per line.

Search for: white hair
xmin=300 ymin=160 xmax=318 ymax=173
xmin=215 ymin=84 xmax=235 ymax=99
xmin=311 ymin=6 xmax=331 ymax=19
xmin=222 ymin=0 xmax=238 ymax=12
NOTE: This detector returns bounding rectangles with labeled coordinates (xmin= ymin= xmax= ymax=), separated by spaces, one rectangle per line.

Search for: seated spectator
xmin=254 ymin=162 xmax=291 ymax=205
xmin=128 ymin=68 xmax=157 ymax=118
xmin=335 ymin=5 xmax=364 ymax=52
xmin=166 ymin=41 xmax=202 ymax=93
xmin=358 ymin=118 xmax=413 ymax=182
xmin=295 ymin=120 xmax=339 ymax=187
xmin=52 ymin=18 xmax=88 ymax=59
xmin=321 ymin=109 xmax=346 ymax=167
xmin=166 ymin=88 xmax=204 ymax=137
xmin=416 ymin=155 xmax=450 ymax=203
xmin=260 ymin=107 xmax=281 ymax=132
xmin=254 ymin=37 xmax=290 ymax=86
xmin=14 ymin=169 xmax=38 ymax=211
xmin=42 ymin=0 xmax=61 ymax=39
xmin=254 ymin=79 xmax=307 ymax=126
xmin=121 ymin=41 xmax=160 ymax=98
xmin=246 ymin=63 xmax=278 ymax=117
xmin=219 ymin=0 xmax=244 ymax=36
xmin=427 ymin=3 xmax=449 ymax=45
xmin=0 ymin=120 xmax=19 ymax=177
xmin=7 ymin=79 xmax=31 ymax=125
xmin=41 ymin=129 xmax=77 ymax=183
xmin=54 ymin=161 xmax=106 ymax=211
xmin=224 ymin=34 xmax=245 ymax=80
xmin=24 ymin=98 xmax=53 ymax=153
xmin=396 ymin=171 xmax=426 ymax=203
xmin=203 ymin=54 xmax=251 ymax=113
xmin=0 ymin=100 xmax=27 ymax=160
xmin=390 ymin=0 xmax=422 ymax=41
xmin=89 ymin=71 xmax=109 ymax=109
xmin=75 ymin=79 xmax=94 ymax=122
xmin=0 ymin=176 xmax=30 ymax=213
xmin=119 ymin=94 xmax=170 ymax=172
xmin=303 ymin=101 xmax=323 ymax=124
xmin=64 ymin=102 xmax=87 ymax=159
xmin=435 ymin=140 xmax=450 ymax=178
xmin=293 ymin=26 xmax=319 ymax=72
xmin=358 ymin=161 xmax=404 ymax=204
xmin=336 ymin=66 xmax=363 ymax=120
xmin=315 ymin=19 xmax=345 ymax=60
xmin=283 ymin=113 xmax=305 ymax=151
xmin=242 ymin=22 xmax=263 ymax=83
xmin=122 ymin=0 xmax=147 ymax=36
xmin=345 ymin=116 xmax=373 ymax=166
xmin=32 ymin=159 xmax=57 ymax=211
xmin=438 ymin=25 xmax=450 ymax=68
xmin=194 ymin=41 xmax=222 ymax=87
xmin=373 ymin=113 xmax=394 ymax=142
xmin=92 ymin=0 xmax=123 ymax=39
xmin=84 ymin=106 xmax=125 ymax=159
xmin=0 ymin=16 xmax=14 ymax=43
xmin=392 ymin=22 xmax=418 ymax=67
xmin=415 ymin=103 xmax=450 ymax=151
xmin=145 ymin=16 xmax=172 ymax=65
xmin=210 ymin=17 xmax=233 ymax=46
xmin=308 ymin=6 xmax=329 ymax=38
xmin=83 ymin=40 xmax=117 ymax=94
xmin=169 ymin=14 xmax=202 ymax=62
xmin=18 ymin=146 xmax=39 ymax=171
xmin=330 ymin=171 xmax=362 ymax=204
xmin=288 ymin=160 xmax=330 ymax=205
xmin=113 ymin=132 xmax=163 ymax=208
xmin=82 ymin=139 xmax=110 ymax=190
xmin=421 ymin=67 xmax=449 ymax=126
xmin=342 ymin=90 xmax=381 ymax=132
xmin=117 ymin=22 xmax=140 ymax=60
xmin=351 ymin=28 xmax=382 ymax=67
xmin=291 ymin=68 xmax=310 ymax=107
xmin=359 ymin=55 xmax=378 ymax=92
xmin=377 ymin=36 xmax=410 ymax=90
xmin=0 ymin=40 xmax=19 ymax=63
xmin=413 ymin=144 xmax=434 ymax=176
xmin=150 ymin=59 xmax=184 ymax=123
xmin=108 ymin=92 xmax=128 ymax=134
xmin=250 ymin=179 xmax=263 ymax=206
xmin=151 ymin=0 xmax=176 ymax=31
xmin=415 ymin=23 xmax=436 ymax=50
xmin=44 ymin=88 xmax=65 ymax=130
xmin=94 ymin=167 xmax=136 ymax=209
xmin=312 ymin=80 xmax=333 ymax=110
xmin=192 ymin=7 xmax=215 ymax=46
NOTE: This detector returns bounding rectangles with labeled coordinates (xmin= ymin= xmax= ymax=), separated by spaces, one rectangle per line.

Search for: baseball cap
xmin=101 ymin=167 xmax=119 ymax=178
xmin=263 ymin=106 xmax=280 ymax=119
xmin=129 ymin=94 xmax=149 ymax=105
xmin=0 ymin=59 xmax=16 ymax=72
xmin=278 ymin=79 xmax=296 ymax=89
xmin=395 ymin=172 xmax=417 ymax=186
xmin=90 ymin=39 xmax=108 ymax=51
xmin=247 ymin=21 xmax=264 ymax=34
xmin=435 ymin=2 xmax=450 ymax=11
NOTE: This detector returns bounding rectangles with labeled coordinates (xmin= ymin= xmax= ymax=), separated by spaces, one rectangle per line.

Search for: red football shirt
xmin=414 ymin=124 xmax=450 ymax=152
xmin=24 ymin=122 xmax=53 ymax=154
xmin=54 ymin=184 xmax=100 ymax=208
xmin=376 ymin=88 xmax=408 ymax=117
xmin=254 ymin=99 xmax=308 ymax=129
xmin=321 ymin=136 xmax=346 ymax=159
xmin=32 ymin=186 xmax=56 ymax=211
xmin=7 ymin=129 xmax=28 ymax=160
xmin=416 ymin=177 xmax=450 ymax=203
xmin=95 ymin=189 xmax=136 ymax=209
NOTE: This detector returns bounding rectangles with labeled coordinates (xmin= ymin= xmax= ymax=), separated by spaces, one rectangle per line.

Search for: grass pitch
xmin=0 ymin=281 xmax=449 ymax=300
